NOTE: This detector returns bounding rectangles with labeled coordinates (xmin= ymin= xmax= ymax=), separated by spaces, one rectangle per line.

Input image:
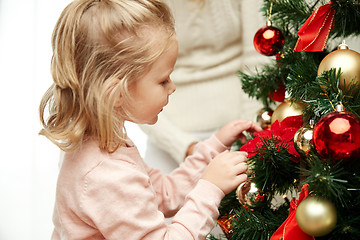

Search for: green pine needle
xmin=250 ymin=135 xmax=299 ymax=196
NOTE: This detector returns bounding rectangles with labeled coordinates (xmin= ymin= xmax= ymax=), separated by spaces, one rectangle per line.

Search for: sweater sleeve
xmin=139 ymin=114 xmax=199 ymax=164
xmin=78 ymin=136 xmax=226 ymax=240
xmin=81 ymin=171 xmax=224 ymax=240
xmin=147 ymin=135 xmax=227 ymax=217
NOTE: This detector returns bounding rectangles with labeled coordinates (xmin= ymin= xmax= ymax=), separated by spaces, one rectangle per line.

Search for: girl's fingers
xmin=247 ymin=122 xmax=263 ymax=132
xmin=235 ymin=173 xmax=248 ymax=185
xmin=233 ymin=120 xmax=253 ymax=132
xmin=233 ymin=121 xmax=262 ymax=136
xmin=233 ymin=151 xmax=248 ymax=161
xmin=232 ymin=162 xmax=248 ymax=175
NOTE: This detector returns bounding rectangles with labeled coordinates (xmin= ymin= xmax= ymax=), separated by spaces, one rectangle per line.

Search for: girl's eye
xmin=161 ymin=79 xmax=169 ymax=85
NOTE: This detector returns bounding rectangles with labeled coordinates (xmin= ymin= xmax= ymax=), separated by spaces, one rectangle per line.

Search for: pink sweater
xmin=51 ymin=135 xmax=226 ymax=239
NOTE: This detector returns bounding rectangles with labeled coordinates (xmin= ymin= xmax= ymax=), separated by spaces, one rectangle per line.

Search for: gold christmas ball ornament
xmin=294 ymin=120 xmax=314 ymax=155
xmin=236 ymin=181 xmax=251 ymax=205
xmin=256 ymin=108 xmax=273 ymax=129
xmin=317 ymin=41 xmax=360 ymax=94
xmin=271 ymin=100 xmax=306 ymax=124
xmin=296 ymin=196 xmax=337 ymax=237
xmin=236 ymin=181 xmax=258 ymax=205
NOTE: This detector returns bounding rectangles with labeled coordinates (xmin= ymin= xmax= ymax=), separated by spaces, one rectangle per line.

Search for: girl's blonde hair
xmin=39 ymin=0 xmax=175 ymax=153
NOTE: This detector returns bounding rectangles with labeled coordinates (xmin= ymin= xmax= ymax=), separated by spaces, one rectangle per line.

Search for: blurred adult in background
xmin=139 ymin=0 xmax=269 ymax=173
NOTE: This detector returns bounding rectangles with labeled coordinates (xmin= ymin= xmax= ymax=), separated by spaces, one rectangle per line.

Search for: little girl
xmin=39 ymin=0 xmax=262 ymax=239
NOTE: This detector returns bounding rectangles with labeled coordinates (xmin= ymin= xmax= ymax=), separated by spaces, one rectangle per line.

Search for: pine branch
xmin=238 ymin=65 xmax=280 ymax=107
xmin=263 ymin=0 xmax=313 ymax=35
xmin=250 ymin=135 xmax=299 ymax=197
xmin=330 ymin=206 xmax=360 ymax=239
xmin=302 ymin=150 xmax=360 ymax=240
xmin=303 ymin=150 xmax=351 ymax=207
xmin=285 ymin=52 xmax=325 ymax=100
xmin=218 ymin=190 xmax=241 ymax=217
xmin=299 ymin=68 xmax=360 ymax=121
xmin=264 ymin=0 xmax=360 ymax=39
xmin=331 ymin=0 xmax=360 ymax=38
xmin=230 ymin=207 xmax=286 ymax=240
xmin=232 ymin=1 xmax=360 ymax=239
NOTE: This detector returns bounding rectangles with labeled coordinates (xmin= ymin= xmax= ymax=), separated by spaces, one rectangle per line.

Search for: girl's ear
xmin=114 ymin=94 xmax=124 ymax=108
xmin=106 ymin=78 xmax=124 ymax=108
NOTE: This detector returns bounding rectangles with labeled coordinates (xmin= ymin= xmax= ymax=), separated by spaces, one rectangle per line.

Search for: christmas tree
xmin=211 ymin=1 xmax=360 ymax=239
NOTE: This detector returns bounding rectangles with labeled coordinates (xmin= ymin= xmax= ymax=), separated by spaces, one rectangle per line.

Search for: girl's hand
xmin=215 ymin=120 xmax=262 ymax=148
xmin=201 ymin=150 xmax=248 ymax=195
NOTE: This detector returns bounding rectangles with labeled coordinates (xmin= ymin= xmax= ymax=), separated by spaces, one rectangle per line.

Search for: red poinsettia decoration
xmin=241 ymin=115 xmax=303 ymax=162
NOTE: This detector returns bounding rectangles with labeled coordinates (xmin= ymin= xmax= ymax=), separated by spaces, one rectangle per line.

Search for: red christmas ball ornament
xmin=269 ymin=82 xmax=286 ymax=102
xmin=254 ymin=20 xmax=285 ymax=56
xmin=313 ymin=105 xmax=360 ymax=161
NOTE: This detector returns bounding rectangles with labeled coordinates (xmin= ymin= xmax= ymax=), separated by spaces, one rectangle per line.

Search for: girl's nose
xmin=168 ymin=79 xmax=176 ymax=95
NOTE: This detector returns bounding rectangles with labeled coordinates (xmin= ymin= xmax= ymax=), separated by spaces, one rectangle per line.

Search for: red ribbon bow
xmin=293 ymin=2 xmax=335 ymax=52
xmin=270 ymin=184 xmax=314 ymax=240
